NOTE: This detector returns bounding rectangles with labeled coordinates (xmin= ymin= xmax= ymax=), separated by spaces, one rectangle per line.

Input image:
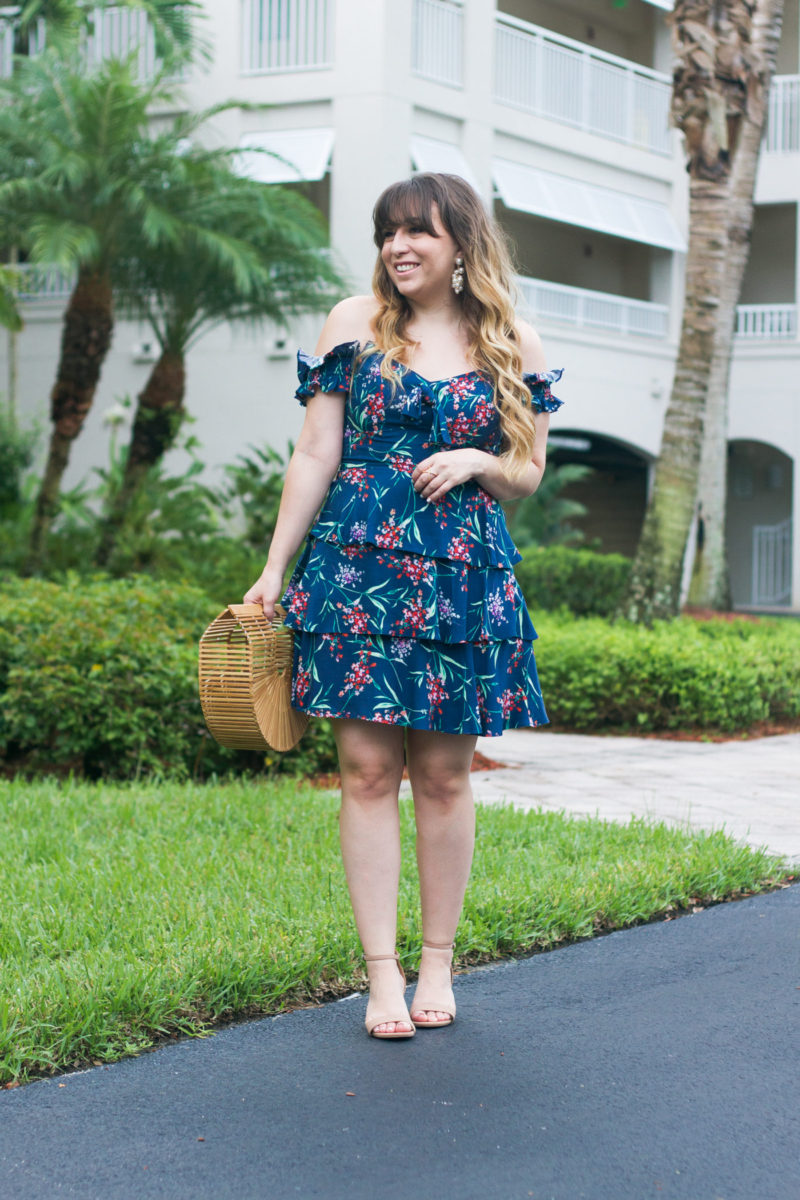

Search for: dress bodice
xmin=294 ymin=341 xmax=563 ymax=568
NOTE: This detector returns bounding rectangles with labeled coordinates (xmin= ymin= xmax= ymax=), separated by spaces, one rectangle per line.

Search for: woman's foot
xmin=365 ymin=954 xmax=415 ymax=1039
xmin=410 ymin=942 xmax=456 ymax=1028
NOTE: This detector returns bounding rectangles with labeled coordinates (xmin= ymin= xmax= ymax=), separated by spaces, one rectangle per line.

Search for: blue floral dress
xmin=282 ymin=341 xmax=563 ymax=736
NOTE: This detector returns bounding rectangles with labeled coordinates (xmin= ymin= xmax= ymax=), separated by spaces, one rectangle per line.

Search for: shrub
xmin=536 ymin=611 xmax=800 ymax=733
xmin=516 ymin=545 xmax=631 ymax=617
xmin=0 ymin=575 xmax=338 ymax=780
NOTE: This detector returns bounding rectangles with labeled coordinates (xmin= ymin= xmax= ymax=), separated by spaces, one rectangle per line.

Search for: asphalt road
xmin=2 ymin=885 xmax=798 ymax=1200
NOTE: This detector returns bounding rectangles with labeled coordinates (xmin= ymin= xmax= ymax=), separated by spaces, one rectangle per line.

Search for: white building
xmin=4 ymin=0 xmax=799 ymax=610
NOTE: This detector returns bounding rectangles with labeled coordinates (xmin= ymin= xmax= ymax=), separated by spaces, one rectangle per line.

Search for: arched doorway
xmin=547 ymin=431 xmax=651 ymax=556
xmin=727 ymin=441 xmax=794 ymax=607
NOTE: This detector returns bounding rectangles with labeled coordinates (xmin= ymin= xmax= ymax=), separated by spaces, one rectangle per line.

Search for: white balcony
xmin=14 ymin=264 xmax=74 ymax=301
xmin=241 ymin=0 xmax=333 ymax=75
xmin=494 ymin=14 xmax=672 ymax=156
xmin=85 ymin=6 xmax=156 ymax=81
xmin=0 ymin=6 xmax=155 ymax=79
xmin=735 ymin=303 xmax=798 ymax=339
xmin=517 ymin=276 xmax=670 ymax=340
xmin=766 ymin=75 xmax=800 ymax=153
xmin=412 ymin=0 xmax=463 ymax=88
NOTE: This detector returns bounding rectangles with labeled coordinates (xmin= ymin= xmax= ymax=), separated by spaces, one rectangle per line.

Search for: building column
xmin=328 ymin=0 xmax=415 ymax=292
xmin=460 ymin=0 xmax=496 ymax=203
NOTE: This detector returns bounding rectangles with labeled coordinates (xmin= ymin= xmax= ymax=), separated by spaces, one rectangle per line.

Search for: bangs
xmin=372 ymin=178 xmax=441 ymax=247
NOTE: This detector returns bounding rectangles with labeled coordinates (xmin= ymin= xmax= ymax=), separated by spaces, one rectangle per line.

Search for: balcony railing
xmin=752 ymin=518 xmax=792 ymax=606
xmin=735 ymin=303 xmax=797 ymax=339
xmin=241 ymin=0 xmax=333 ymax=75
xmin=85 ymin=7 xmax=156 ymax=80
xmin=517 ymin=276 xmax=670 ymax=339
xmin=14 ymin=264 xmax=74 ymax=302
xmin=766 ymin=75 xmax=800 ymax=153
xmin=412 ymin=0 xmax=463 ymax=87
xmin=0 ymin=7 xmax=155 ymax=79
xmin=495 ymin=14 xmax=672 ymax=156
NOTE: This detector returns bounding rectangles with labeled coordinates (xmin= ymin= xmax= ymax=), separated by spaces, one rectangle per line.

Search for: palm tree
xmin=94 ymin=164 xmax=346 ymax=565
xmin=619 ymin=0 xmax=784 ymax=623
xmin=0 ymin=52 xmax=245 ymax=569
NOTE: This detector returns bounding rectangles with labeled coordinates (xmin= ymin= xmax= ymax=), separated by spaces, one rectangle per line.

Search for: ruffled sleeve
xmin=295 ymin=340 xmax=360 ymax=404
xmin=523 ymin=367 xmax=564 ymax=414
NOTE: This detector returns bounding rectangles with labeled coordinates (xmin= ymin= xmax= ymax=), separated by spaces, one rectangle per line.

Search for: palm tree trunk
xmin=95 ymin=348 xmax=186 ymax=566
xmin=619 ymin=0 xmax=785 ymax=623
xmin=26 ymin=267 xmax=114 ymax=571
xmin=620 ymin=179 xmax=730 ymax=622
xmin=688 ymin=0 xmax=784 ymax=609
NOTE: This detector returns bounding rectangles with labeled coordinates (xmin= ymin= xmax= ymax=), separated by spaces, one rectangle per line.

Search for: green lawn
xmin=0 ymin=777 xmax=789 ymax=1085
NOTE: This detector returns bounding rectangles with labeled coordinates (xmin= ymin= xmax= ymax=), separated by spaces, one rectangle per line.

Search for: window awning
xmin=235 ymin=128 xmax=334 ymax=184
xmin=410 ymin=135 xmax=480 ymax=191
xmin=492 ymin=159 xmax=686 ymax=252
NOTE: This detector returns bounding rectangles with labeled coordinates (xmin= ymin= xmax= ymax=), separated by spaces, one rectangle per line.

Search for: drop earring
xmin=451 ymin=257 xmax=465 ymax=295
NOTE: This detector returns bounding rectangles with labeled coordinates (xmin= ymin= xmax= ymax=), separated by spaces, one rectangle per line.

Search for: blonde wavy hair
xmin=370 ymin=173 xmax=536 ymax=481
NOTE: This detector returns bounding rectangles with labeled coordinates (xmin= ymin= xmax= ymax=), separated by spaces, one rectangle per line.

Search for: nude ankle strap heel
xmin=364 ymin=953 xmax=415 ymax=1040
xmin=410 ymin=942 xmax=456 ymax=1029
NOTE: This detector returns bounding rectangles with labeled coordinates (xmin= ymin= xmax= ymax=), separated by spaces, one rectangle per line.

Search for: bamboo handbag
xmin=198 ymin=603 xmax=308 ymax=752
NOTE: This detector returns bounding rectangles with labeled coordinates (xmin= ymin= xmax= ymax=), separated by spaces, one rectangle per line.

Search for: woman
xmin=244 ymin=173 xmax=562 ymax=1039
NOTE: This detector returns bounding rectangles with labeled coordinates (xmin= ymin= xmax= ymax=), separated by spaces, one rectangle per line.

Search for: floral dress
xmin=282 ymin=341 xmax=563 ymax=736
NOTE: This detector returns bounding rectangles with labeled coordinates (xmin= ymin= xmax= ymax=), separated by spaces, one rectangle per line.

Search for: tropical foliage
xmin=0 ymin=38 xmax=343 ymax=570
xmin=95 ymin=163 xmax=344 ymax=564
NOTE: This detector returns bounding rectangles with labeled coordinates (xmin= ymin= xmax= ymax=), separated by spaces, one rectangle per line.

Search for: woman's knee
xmin=334 ymin=720 xmax=405 ymax=801
xmin=408 ymin=763 xmax=472 ymax=809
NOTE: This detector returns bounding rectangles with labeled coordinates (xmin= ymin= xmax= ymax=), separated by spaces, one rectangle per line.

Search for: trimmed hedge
xmin=536 ymin=611 xmax=800 ymax=733
xmin=515 ymin=545 xmax=631 ymax=617
xmin=1 ymin=576 xmax=797 ymax=779
xmin=0 ymin=575 xmax=337 ymax=780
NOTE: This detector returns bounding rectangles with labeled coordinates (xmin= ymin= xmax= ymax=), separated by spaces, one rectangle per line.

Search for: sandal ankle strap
xmin=422 ymin=941 xmax=454 ymax=951
xmin=365 ymin=952 xmax=399 ymax=963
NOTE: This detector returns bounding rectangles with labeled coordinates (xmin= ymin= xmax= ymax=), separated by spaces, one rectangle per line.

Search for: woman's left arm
xmin=412 ymin=321 xmax=552 ymax=504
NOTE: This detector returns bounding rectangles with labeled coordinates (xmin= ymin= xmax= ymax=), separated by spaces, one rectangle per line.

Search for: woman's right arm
xmin=243 ymin=296 xmax=376 ymax=618
xmin=243 ymin=392 xmax=344 ymax=618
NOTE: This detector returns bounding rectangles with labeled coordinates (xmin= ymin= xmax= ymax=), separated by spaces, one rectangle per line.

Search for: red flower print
xmin=397 ymin=555 xmax=432 ymax=585
xmin=339 ymin=648 xmax=375 ymax=697
xmin=447 ymin=533 xmax=471 ymax=562
xmin=337 ymin=603 xmax=369 ymax=634
xmin=504 ymin=575 xmax=518 ymax=602
xmin=293 ymin=659 xmax=311 ymax=703
xmin=393 ymin=592 xmax=428 ymax=634
xmin=388 ymin=453 xmax=414 ymax=475
xmin=339 ymin=466 xmax=372 ymax=493
xmin=446 ymin=412 xmax=472 ymax=444
xmin=425 ymin=665 xmax=449 ymax=714
xmin=365 ymin=390 xmax=385 ymax=431
xmin=288 ymin=587 xmax=309 ymax=618
xmin=322 ymin=632 xmax=345 ymax=662
xmin=508 ymin=637 xmax=524 ymax=672
xmin=372 ymin=710 xmax=409 ymax=725
xmin=500 ymin=686 xmax=526 ymax=717
xmin=375 ymin=509 xmax=403 ymax=549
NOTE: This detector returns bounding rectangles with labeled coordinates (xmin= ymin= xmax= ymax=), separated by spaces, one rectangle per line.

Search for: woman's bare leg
xmin=333 ymin=718 xmax=411 ymax=1035
xmin=405 ymin=729 xmax=477 ymax=1024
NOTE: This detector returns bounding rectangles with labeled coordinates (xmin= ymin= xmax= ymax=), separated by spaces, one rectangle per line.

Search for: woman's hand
xmin=411 ymin=448 xmax=488 ymax=503
xmin=243 ymin=564 xmax=285 ymax=620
